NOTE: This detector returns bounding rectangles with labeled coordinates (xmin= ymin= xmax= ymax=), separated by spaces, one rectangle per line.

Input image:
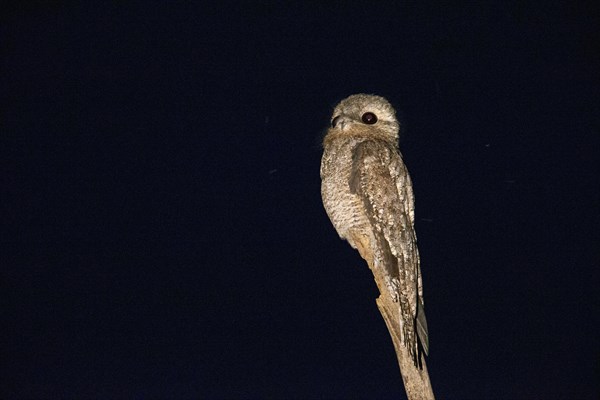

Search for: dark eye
xmin=331 ymin=115 xmax=340 ymax=128
xmin=361 ymin=112 xmax=377 ymax=124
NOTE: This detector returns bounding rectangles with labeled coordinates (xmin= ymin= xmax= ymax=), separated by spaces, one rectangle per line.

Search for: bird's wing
xmin=350 ymin=140 xmax=429 ymax=356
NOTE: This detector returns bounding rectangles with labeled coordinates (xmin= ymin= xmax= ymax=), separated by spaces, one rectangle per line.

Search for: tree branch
xmin=376 ymin=295 xmax=434 ymax=399
xmin=360 ymin=251 xmax=434 ymax=400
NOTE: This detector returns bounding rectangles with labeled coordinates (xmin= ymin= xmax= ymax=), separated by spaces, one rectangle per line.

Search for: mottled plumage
xmin=320 ymin=94 xmax=428 ymax=363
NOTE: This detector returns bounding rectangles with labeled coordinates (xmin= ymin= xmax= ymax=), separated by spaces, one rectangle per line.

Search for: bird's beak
xmin=332 ymin=115 xmax=352 ymax=130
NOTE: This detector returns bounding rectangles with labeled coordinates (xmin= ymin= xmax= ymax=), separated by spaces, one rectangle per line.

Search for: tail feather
xmin=416 ymin=297 xmax=429 ymax=356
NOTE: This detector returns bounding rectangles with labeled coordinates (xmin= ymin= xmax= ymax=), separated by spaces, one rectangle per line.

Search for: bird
xmin=320 ymin=94 xmax=428 ymax=363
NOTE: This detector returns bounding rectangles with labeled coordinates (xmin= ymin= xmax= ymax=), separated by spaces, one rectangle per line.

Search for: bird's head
xmin=326 ymin=94 xmax=400 ymax=143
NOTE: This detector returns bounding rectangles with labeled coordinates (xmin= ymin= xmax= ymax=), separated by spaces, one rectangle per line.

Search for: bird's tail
xmin=416 ymin=297 xmax=429 ymax=356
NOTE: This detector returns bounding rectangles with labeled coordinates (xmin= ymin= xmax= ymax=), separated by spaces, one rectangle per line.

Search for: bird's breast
xmin=320 ymin=140 xmax=373 ymax=243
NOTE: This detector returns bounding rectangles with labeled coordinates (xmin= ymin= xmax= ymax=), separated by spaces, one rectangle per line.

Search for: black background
xmin=2 ymin=2 xmax=598 ymax=398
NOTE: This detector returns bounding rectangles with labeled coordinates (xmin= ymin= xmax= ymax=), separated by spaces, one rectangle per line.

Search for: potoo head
xmin=328 ymin=94 xmax=400 ymax=142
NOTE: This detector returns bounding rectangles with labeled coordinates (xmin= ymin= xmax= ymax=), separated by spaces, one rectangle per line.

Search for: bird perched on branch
xmin=320 ymin=94 xmax=429 ymax=364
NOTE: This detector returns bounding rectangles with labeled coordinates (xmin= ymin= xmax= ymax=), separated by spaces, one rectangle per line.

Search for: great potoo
xmin=320 ymin=93 xmax=429 ymax=364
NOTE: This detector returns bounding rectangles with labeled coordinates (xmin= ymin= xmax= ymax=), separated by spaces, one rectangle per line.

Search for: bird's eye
xmin=331 ymin=115 xmax=341 ymax=128
xmin=361 ymin=112 xmax=377 ymax=124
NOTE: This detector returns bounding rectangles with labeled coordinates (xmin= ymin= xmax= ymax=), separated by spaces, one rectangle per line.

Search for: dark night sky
xmin=2 ymin=2 xmax=598 ymax=399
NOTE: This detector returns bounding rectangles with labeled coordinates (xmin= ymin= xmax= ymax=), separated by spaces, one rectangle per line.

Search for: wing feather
xmin=350 ymin=140 xmax=429 ymax=357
